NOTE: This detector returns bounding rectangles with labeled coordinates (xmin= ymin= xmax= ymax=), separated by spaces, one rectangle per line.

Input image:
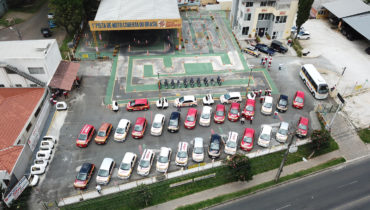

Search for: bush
xmin=224 ymin=154 xmax=252 ymax=182
xmin=292 ymin=38 xmax=303 ymax=57
xmin=256 ymin=36 xmax=261 ymax=43
xmin=265 ymin=33 xmax=271 ymax=40
xmin=358 ymin=128 xmax=370 ymax=143
xmin=311 ymin=129 xmax=330 ymax=151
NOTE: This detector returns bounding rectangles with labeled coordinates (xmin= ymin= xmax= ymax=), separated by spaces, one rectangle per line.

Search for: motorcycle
xmin=183 ymin=78 xmax=188 ymax=88
xmin=170 ymin=79 xmax=175 ymax=89
xmin=217 ymin=76 xmax=222 ymax=86
xmin=164 ymin=79 xmax=169 ymax=89
xmin=203 ymin=77 xmax=208 ymax=87
xmin=196 ymin=78 xmax=201 ymax=87
xmin=210 ymin=78 xmax=215 ymax=86
xmin=190 ymin=77 xmax=195 ymax=88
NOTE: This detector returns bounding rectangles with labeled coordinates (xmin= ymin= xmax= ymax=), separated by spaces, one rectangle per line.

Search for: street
xmin=211 ymin=157 xmax=370 ymax=210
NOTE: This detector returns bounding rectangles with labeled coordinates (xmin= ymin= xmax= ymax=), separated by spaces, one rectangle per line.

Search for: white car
xmin=156 ymin=97 xmax=168 ymax=109
xmin=199 ymin=106 xmax=212 ymax=127
xmin=48 ymin=12 xmax=54 ymax=19
xmin=96 ymin=158 xmax=115 ymax=185
xmin=202 ymin=94 xmax=214 ymax=105
xmin=39 ymin=147 xmax=52 ymax=155
xmin=40 ymin=140 xmax=54 ymax=150
xmin=43 ymin=136 xmax=57 ymax=144
xmin=297 ymin=31 xmax=310 ymax=40
xmin=192 ymin=137 xmax=204 ymax=162
xmin=224 ymin=131 xmax=238 ymax=155
xmin=174 ymin=95 xmax=197 ymax=107
xmin=261 ymin=96 xmax=273 ymax=115
xmin=151 ymin=114 xmax=165 ymax=136
xmin=114 ymin=119 xmax=131 ymax=142
xmin=258 ymin=125 xmax=272 ymax=148
xmin=30 ymin=164 xmax=46 ymax=175
xmin=27 ymin=174 xmax=39 ymax=187
xmin=220 ymin=92 xmax=242 ymax=104
xmin=137 ymin=149 xmax=155 ymax=176
xmin=56 ymin=101 xmax=67 ymax=111
xmin=276 ymin=121 xmax=289 ymax=143
xmin=112 ymin=100 xmax=119 ymax=112
xmin=175 ymin=142 xmax=189 ymax=166
xmin=33 ymin=159 xmax=48 ymax=168
xmin=117 ymin=152 xmax=137 ymax=179
xmin=36 ymin=150 xmax=51 ymax=161
xmin=156 ymin=147 xmax=172 ymax=173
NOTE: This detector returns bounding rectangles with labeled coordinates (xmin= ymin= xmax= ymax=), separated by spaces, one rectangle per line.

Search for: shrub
xmin=256 ymin=36 xmax=261 ymax=43
xmin=224 ymin=154 xmax=253 ymax=182
xmin=265 ymin=33 xmax=271 ymax=40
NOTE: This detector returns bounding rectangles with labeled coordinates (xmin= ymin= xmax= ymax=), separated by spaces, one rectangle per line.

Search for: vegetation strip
xmin=177 ymin=157 xmax=346 ymax=210
xmin=358 ymin=128 xmax=370 ymax=143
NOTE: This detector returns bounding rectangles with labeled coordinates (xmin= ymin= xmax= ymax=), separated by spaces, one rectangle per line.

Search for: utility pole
xmin=275 ymin=131 xmax=295 ymax=183
xmin=326 ymin=93 xmax=345 ymax=131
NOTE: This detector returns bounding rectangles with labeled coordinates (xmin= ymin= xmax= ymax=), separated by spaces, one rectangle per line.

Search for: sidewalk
xmin=145 ymin=151 xmax=342 ymax=210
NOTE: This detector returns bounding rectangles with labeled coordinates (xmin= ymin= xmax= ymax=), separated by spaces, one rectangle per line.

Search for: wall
xmin=45 ymin=40 xmax=62 ymax=83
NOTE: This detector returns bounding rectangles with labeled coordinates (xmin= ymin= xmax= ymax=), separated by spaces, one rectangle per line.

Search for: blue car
xmin=255 ymin=44 xmax=275 ymax=56
xmin=48 ymin=20 xmax=56 ymax=29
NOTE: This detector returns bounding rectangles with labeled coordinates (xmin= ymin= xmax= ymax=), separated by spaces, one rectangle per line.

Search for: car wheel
xmin=306 ymin=37 xmax=310 ymax=40
xmin=144 ymin=108 xmax=148 ymax=111
xmin=128 ymin=109 xmax=133 ymax=112
xmin=312 ymin=92 xmax=315 ymax=97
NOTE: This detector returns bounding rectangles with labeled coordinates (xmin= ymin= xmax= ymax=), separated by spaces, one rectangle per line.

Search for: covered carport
xmin=342 ymin=14 xmax=370 ymax=41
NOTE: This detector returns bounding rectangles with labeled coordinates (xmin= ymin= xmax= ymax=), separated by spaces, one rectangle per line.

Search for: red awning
xmin=49 ymin=61 xmax=80 ymax=91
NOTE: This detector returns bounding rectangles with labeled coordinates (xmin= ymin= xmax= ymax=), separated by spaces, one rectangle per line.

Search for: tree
xmin=136 ymin=184 xmax=153 ymax=207
xmin=49 ymin=0 xmax=85 ymax=35
xmin=311 ymin=129 xmax=330 ymax=151
xmin=295 ymin=0 xmax=314 ymax=38
xmin=224 ymin=153 xmax=253 ymax=182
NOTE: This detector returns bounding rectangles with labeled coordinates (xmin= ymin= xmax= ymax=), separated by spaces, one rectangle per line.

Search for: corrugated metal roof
xmin=323 ymin=0 xmax=370 ymax=18
xmin=48 ymin=61 xmax=80 ymax=91
xmin=94 ymin=0 xmax=181 ymax=21
xmin=343 ymin=13 xmax=370 ymax=40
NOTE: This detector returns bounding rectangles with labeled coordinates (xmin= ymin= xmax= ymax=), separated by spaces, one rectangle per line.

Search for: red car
xmin=126 ymin=99 xmax=150 ymax=112
xmin=240 ymin=128 xmax=255 ymax=151
xmin=242 ymin=99 xmax=256 ymax=120
xmin=296 ymin=117 xmax=309 ymax=138
xmin=293 ymin=91 xmax=304 ymax=109
xmin=132 ymin=117 xmax=147 ymax=139
xmin=184 ymin=108 xmax=197 ymax=129
xmin=228 ymin=103 xmax=240 ymax=122
xmin=214 ymin=104 xmax=226 ymax=124
xmin=76 ymin=124 xmax=95 ymax=148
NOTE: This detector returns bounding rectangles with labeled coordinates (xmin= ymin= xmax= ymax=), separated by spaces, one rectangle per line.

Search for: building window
xmin=0 ymin=84 xmax=4 ymax=87
xmin=267 ymin=1 xmax=276 ymax=6
xmin=260 ymin=1 xmax=267 ymax=6
xmin=26 ymin=123 xmax=32 ymax=132
xmin=242 ymin=27 xmax=249 ymax=35
xmin=258 ymin=13 xmax=271 ymax=20
xmin=275 ymin=16 xmax=287 ymax=23
xmin=272 ymin=31 xmax=278 ymax=39
xmin=34 ymin=107 xmax=41 ymax=117
xmin=244 ymin=13 xmax=251 ymax=21
xmin=245 ymin=2 xmax=253 ymax=7
xmin=15 ymin=84 xmax=22 ymax=87
xmin=28 ymin=67 xmax=45 ymax=74
xmin=30 ymin=84 xmax=37 ymax=87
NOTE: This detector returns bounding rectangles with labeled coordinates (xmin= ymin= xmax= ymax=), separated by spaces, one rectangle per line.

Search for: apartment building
xmin=230 ymin=0 xmax=298 ymax=40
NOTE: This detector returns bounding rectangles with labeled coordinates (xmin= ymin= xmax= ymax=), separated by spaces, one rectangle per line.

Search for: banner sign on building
xmin=89 ymin=19 xmax=182 ymax=31
xmin=4 ymin=176 xmax=29 ymax=207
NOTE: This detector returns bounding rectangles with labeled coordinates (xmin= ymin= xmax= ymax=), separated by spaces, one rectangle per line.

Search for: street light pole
xmin=274 ymin=131 xmax=295 ymax=183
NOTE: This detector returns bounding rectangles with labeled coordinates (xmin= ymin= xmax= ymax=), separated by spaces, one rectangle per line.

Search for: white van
xmin=276 ymin=122 xmax=289 ymax=143
xmin=137 ymin=149 xmax=155 ymax=176
xmin=96 ymin=158 xmax=115 ymax=185
xmin=261 ymin=96 xmax=273 ymax=115
xmin=192 ymin=137 xmax=204 ymax=162
xmin=224 ymin=131 xmax=238 ymax=155
xmin=114 ymin=119 xmax=131 ymax=142
xmin=258 ymin=125 xmax=272 ymax=148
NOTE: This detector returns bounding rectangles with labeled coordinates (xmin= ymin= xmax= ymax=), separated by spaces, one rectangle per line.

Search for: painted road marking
xmin=276 ymin=204 xmax=291 ymax=210
xmin=337 ymin=180 xmax=358 ymax=189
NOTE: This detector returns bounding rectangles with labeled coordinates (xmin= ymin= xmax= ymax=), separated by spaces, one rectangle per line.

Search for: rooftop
xmin=343 ymin=13 xmax=370 ymax=40
xmin=0 ymin=39 xmax=57 ymax=59
xmin=0 ymin=146 xmax=24 ymax=174
xmin=323 ymin=0 xmax=370 ymax=18
xmin=94 ymin=0 xmax=181 ymax=21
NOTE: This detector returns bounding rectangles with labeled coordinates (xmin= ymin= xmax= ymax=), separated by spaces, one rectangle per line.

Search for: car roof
xmin=228 ymin=131 xmax=238 ymax=142
xmin=80 ymin=124 xmax=94 ymax=134
xmin=264 ymin=96 xmax=273 ymax=102
xmin=202 ymin=106 xmax=212 ymax=113
xmin=134 ymin=99 xmax=148 ymax=104
xmin=211 ymin=134 xmax=221 ymax=142
xmin=80 ymin=163 xmax=93 ymax=173
xmin=296 ymin=91 xmax=305 ymax=97
xmin=280 ymin=122 xmax=290 ymax=130
xmin=228 ymin=92 xmax=241 ymax=97
xmin=280 ymin=95 xmax=288 ymax=100
xmin=262 ymin=125 xmax=273 ymax=133
xmin=178 ymin=142 xmax=189 ymax=151
xmin=141 ymin=149 xmax=154 ymax=160
xmin=246 ymin=99 xmax=256 ymax=105
xmin=159 ymin=147 xmax=171 ymax=156
xmin=194 ymin=137 xmax=203 ymax=146
xmin=135 ymin=117 xmax=146 ymax=125
xmin=230 ymin=102 xmax=240 ymax=109
xmin=216 ymin=104 xmax=225 ymax=110
xmin=183 ymin=95 xmax=196 ymax=100
xmin=170 ymin=112 xmax=180 ymax=119
xmin=187 ymin=108 xmax=197 ymax=115
xmin=299 ymin=117 xmax=309 ymax=124
xmin=99 ymin=123 xmax=111 ymax=131
xmin=153 ymin=114 xmax=165 ymax=122
xmin=100 ymin=158 xmax=114 ymax=170
xmin=122 ymin=152 xmax=136 ymax=163
xmin=118 ymin=119 xmax=130 ymax=127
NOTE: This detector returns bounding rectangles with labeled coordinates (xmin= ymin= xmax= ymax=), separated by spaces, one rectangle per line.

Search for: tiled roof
xmin=0 ymin=146 xmax=23 ymax=174
xmin=0 ymin=88 xmax=45 ymax=150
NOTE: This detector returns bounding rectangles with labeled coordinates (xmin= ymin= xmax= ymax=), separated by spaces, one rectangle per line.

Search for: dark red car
xmin=242 ymin=99 xmax=256 ymax=120
xmin=227 ymin=103 xmax=240 ymax=122
xmin=293 ymin=91 xmax=304 ymax=109
xmin=76 ymin=124 xmax=95 ymax=148
xmin=214 ymin=104 xmax=226 ymax=124
xmin=296 ymin=116 xmax=309 ymax=138
xmin=184 ymin=108 xmax=197 ymax=129
xmin=126 ymin=99 xmax=150 ymax=112
xmin=132 ymin=117 xmax=147 ymax=139
xmin=240 ymin=128 xmax=255 ymax=151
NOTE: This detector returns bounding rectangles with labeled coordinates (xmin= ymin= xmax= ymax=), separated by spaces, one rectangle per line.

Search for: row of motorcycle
xmin=160 ymin=76 xmax=222 ymax=89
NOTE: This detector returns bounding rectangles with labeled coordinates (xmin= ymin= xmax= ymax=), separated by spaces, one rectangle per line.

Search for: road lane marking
xmin=276 ymin=204 xmax=291 ymax=210
xmin=337 ymin=180 xmax=358 ymax=189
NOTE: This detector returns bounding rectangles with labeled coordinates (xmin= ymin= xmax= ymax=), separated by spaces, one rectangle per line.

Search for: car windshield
xmin=260 ymin=134 xmax=270 ymax=141
xmin=201 ymin=113 xmax=210 ymax=119
xmin=224 ymin=94 xmax=230 ymax=99
xmin=139 ymin=160 xmax=149 ymax=168
xmin=153 ymin=122 xmax=162 ymax=128
xmin=120 ymin=163 xmax=130 ymax=170
xmin=186 ymin=115 xmax=195 ymax=122
xmin=78 ymin=134 xmax=87 ymax=140
xmin=264 ymin=102 xmax=272 ymax=108
xmin=279 ymin=129 xmax=288 ymax=135
xmin=134 ymin=125 xmax=143 ymax=131
xmin=116 ymin=127 xmax=125 ymax=134
xmin=299 ymin=124 xmax=307 ymax=130
xmin=169 ymin=120 xmax=178 ymax=126
xmin=246 ymin=105 xmax=254 ymax=111
xmin=318 ymin=84 xmax=329 ymax=94
xmin=243 ymin=136 xmax=252 ymax=143
xmin=279 ymin=99 xmax=287 ymax=106
xmin=76 ymin=173 xmax=87 ymax=181
xmin=130 ymin=100 xmax=135 ymax=106
xmin=97 ymin=131 xmax=106 ymax=137
xmin=158 ymin=156 xmax=168 ymax=163
xmin=295 ymin=97 xmax=303 ymax=103
xmin=56 ymin=104 xmax=64 ymax=108
xmin=230 ymin=109 xmax=238 ymax=114
xmin=210 ymin=142 xmax=220 ymax=151
xmin=226 ymin=141 xmax=236 ymax=148
xmin=177 ymin=151 xmax=187 ymax=158
xmin=216 ymin=111 xmax=224 ymax=116
xmin=97 ymin=169 xmax=109 ymax=177
xmin=179 ymin=97 xmax=184 ymax=103
xmin=194 ymin=147 xmax=203 ymax=154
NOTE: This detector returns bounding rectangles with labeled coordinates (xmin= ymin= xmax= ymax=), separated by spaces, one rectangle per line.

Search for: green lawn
xmin=358 ymin=128 xmax=370 ymax=143
xmin=0 ymin=17 xmax=23 ymax=27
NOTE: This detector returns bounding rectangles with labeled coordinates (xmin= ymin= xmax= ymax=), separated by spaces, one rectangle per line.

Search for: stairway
xmin=4 ymin=64 xmax=46 ymax=87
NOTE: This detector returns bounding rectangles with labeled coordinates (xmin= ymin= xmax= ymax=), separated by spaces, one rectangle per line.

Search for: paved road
xmin=211 ymin=157 xmax=370 ymax=210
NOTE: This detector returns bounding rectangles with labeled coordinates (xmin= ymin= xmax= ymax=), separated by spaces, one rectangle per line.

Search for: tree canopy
xmin=295 ymin=0 xmax=314 ymax=38
xmin=49 ymin=0 xmax=85 ymax=35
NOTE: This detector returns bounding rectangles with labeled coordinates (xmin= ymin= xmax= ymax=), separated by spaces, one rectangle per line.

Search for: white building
xmin=230 ymin=0 xmax=298 ymax=40
xmin=0 ymin=39 xmax=62 ymax=88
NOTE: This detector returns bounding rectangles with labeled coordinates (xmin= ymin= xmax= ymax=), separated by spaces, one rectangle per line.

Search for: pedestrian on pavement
xmin=262 ymin=60 xmax=266 ymax=66
xmin=265 ymin=56 xmax=268 ymax=62
xmin=63 ymin=91 xmax=68 ymax=99
xmin=177 ymin=104 xmax=181 ymax=112
xmin=265 ymin=88 xmax=268 ymax=96
xmin=268 ymin=89 xmax=272 ymax=96
xmin=260 ymin=57 xmax=264 ymax=64
xmin=273 ymin=110 xmax=278 ymax=119
xmin=260 ymin=96 xmax=264 ymax=103
xmin=96 ymin=184 xmax=102 ymax=194
xmin=250 ymin=116 xmax=253 ymax=124
xmin=259 ymin=89 xmax=262 ymax=97
xmin=240 ymin=117 xmax=245 ymax=125
xmin=279 ymin=64 xmax=283 ymax=71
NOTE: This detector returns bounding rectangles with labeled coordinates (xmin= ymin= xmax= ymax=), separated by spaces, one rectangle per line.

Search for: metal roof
xmin=94 ymin=0 xmax=181 ymax=21
xmin=343 ymin=13 xmax=370 ymax=40
xmin=323 ymin=0 xmax=370 ymax=18
xmin=0 ymin=39 xmax=57 ymax=59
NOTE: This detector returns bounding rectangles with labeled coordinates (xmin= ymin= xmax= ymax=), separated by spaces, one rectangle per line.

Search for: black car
xmin=167 ymin=112 xmax=180 ymax=133
xmin=41 ymin=27 xmax=52 ymax=38
xmin=276 ymin=94 xmax=288 ymax=112
xmin=270 ymin=40 xmax=288 ymax=53
xmin=74 ymin=163 xmax=95 ymax=189
xmin=255 ymin=44 xmax=275 ymax=55
xmin=208 ymin=134 xmax=223 ymax=158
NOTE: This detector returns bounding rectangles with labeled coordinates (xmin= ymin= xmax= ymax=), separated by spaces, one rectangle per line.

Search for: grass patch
xmin=0 ymin=18 xmax=24 ymax=27
xmin=177 ymin=157 xmax=346 ymax=210
xmin=60 ymin=35 xmax=73 ymax=59
xmin=8 ymin=0 xmax=48 ymax=13
xmin=358 ymin=128 xmax=370 ymax=143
